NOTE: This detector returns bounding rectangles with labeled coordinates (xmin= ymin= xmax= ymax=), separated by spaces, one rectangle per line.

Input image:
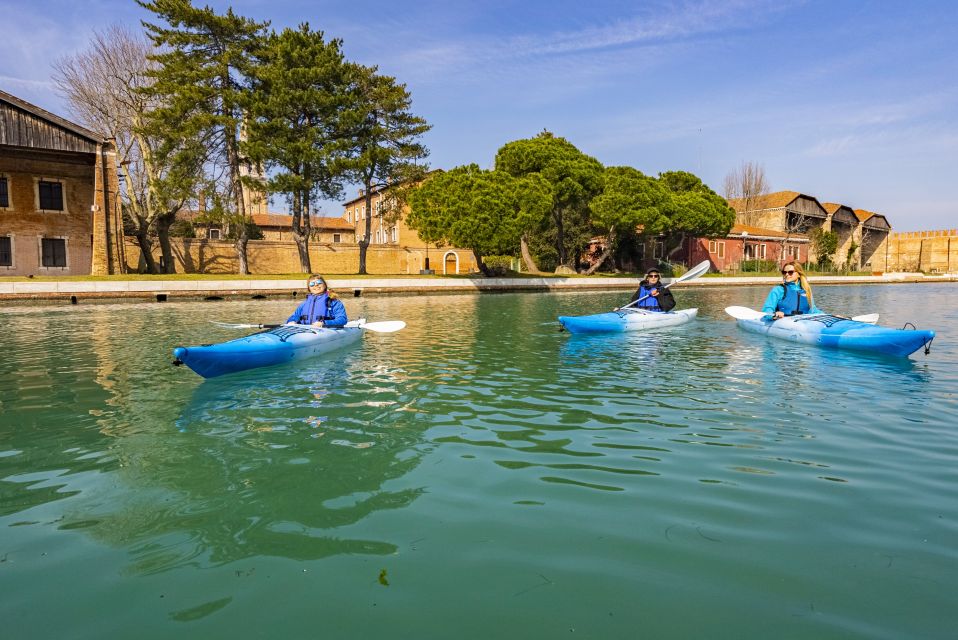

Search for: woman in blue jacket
xmin=762 ymin=261 xmax=822 ymax=319
xmin=286 ymin=274 xmax=348 ymax=327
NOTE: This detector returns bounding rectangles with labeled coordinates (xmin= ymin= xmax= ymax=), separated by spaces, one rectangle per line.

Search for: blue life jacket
xmin=636 ymin=284 xmax=664 ymax=311
xmin=776 ymin=282 xmax=811 ymax=316
xmin=287 ymin=293 xmax=347 ymax=325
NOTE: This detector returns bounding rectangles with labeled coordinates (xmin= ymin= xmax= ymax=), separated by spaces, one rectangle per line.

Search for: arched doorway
xmin=443 ymin=251 xmax=460 ymax=275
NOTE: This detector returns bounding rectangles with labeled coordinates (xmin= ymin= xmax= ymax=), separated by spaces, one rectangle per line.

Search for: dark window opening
xmin=0 ymin=237 xmax=11 ymax=266
xmin=0 ymin=177 xmax=9 ymax=208
xmin=39 ymin=181 xmax=64 ymax=211
xmin=41 ymin=238 xmax=67 ymax=267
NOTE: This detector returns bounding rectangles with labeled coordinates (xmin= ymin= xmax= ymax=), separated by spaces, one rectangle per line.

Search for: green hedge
xmin=740 ymin=259 xmax=777 ymax=272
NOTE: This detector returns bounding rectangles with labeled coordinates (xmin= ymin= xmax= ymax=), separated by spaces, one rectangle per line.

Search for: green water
xmin=1 ymin=284 xmax=956 ymax=639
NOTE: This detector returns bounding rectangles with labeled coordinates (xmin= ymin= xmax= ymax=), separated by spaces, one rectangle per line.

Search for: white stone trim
xmin=33 ymin=176 xmax=69 ymax=214
xmin=442 ymin=250 xmax=460 ymax=274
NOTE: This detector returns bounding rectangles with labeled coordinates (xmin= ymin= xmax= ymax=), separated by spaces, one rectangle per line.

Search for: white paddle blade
xmin=677 ymin=259 xmax=711 ymax=284
xmin=211 ymin=321 xmax=264 ymax=329
xmin=344 ymin=320 xmax=406 ymax=333
xmin=724 ymin=306 xmax=767 ymax=321
xmin=852 ymin=313 xmax=879 ymax=324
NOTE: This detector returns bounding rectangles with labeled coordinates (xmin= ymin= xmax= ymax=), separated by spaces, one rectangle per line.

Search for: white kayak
xmin=558 ymin=308 xmax=698 ymax=334
xmin=725 ymin=306 xmax=934 ymax=358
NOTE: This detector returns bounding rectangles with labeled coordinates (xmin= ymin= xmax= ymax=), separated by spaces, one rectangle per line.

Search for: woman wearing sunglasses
xmin=626 ymin=269 xmax=676 ymax=312
xmin=285 ymin=274 xmax=348 ymax=327
xmin=762 ymin=261 xmax=822 ymax=319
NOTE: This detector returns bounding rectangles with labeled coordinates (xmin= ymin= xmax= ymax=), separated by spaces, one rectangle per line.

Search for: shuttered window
xmin=41 ymin=238 xmax=67 ymax=267
xmin=38 ymin=181 xmax=64 ymax=211
xmin=0 ymin=177 xmax=9 ymax=208
xmin=0 ymin=237 xmax=11 ymax=266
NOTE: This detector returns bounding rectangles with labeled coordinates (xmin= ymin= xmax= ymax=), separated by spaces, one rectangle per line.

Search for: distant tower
xmin=239 ymin=117 xmax=268 ymax=216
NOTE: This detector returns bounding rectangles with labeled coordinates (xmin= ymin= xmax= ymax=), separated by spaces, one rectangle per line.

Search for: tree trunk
xmin=554 ymin=208 xmax=567 ymax=266
xmin=292 ymin=190 xmax=311 ymax=273
xmin=135 ymin=232 xmax=158 ymax=274
xmin=155 ymin=214 xmax=176 ymax=274
xmin=358 ymin=181 xmax=374 ymax=275
xmin=235 ymin=234 xmax=249 ymax=274
xmin=474 ymin=251 xmax=493 ymax=277
xmin=520 ymin=235 xmax=543 ymax=274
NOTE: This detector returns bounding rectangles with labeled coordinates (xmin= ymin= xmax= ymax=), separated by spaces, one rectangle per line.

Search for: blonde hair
xmin=307 ymin=274 xmax=338 ymax=299
xmin=783 ymin=261 xmax=813 ymax=308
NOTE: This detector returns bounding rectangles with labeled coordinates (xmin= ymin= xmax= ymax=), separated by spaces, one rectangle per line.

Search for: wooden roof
xmin=822 ymin=202 xmax=859 ymax=226
xmin=0 ymin=88 xmax=103 ymax=153
xmin=854 ymin=209 xmax=891 ymax=231
xmin=729 ymin=224 xmax=809 ymax=242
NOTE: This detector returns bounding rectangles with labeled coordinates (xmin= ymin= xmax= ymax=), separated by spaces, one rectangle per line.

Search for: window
xmin=744 ymin=243 xmax=767 ymax=260
xmin=361 ymin=206 xmax=366 ymax=219
xmin=346 ymin=211 xmax=352 ymax=224
xmin=38 ymin=180 xmax=64 ymax=211
xmin=636 ymin=243 xmax=645 ymax=259
xmin=208 ymin=228 xmax=221 ymax=240
xmin=716 ymin=241 xmax=725 ymax=258
xmin=785 ymin=244 xmax=800 ymax=260
xmin=333 ymin=233 xmax=341 ymax=243
xmin=653 ymin=241 xmax=664 ymax=259
xmin=709 ymin=240 xmax=717 ymax=253
xmin=0 ymin=236 xmax=12 ymax=266
xmin=41 ymin=238 xmax=67 ymax=267
xmin=391 ymin=227 xmax=398 ymax=243
xmin=0 ymin=176 xmax=9 ymax=208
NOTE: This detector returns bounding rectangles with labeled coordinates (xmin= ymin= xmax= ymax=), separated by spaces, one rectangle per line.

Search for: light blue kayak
xmin=559 ymin=308 xmax=698 ymax=334
xmin=173 ymin=323 xmax=363 ymax=378
xmin=725 ymin=307 xmax=934 ymax=357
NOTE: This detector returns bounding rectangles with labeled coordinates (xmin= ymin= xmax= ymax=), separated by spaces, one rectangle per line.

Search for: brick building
xmin=0 ymin=89 xmax=124 ymax=276
xmin=342 ymin=185 xmax=477 ymax=275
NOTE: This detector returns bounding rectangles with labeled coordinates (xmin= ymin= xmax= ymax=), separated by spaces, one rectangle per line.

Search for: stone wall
xmin=882 ymin=230 xmax=958 ymax=273
xmin=124 ymin=237 xmax=479 ymax=275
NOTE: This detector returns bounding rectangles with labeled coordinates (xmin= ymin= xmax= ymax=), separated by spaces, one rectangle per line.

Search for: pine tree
xmin=138 ymin=0 xmax=268 ymax=274
xmin=244 ymin=24 xmax=350 ymax=273
xmin=339 ymin=66 xmax=431 ymax=275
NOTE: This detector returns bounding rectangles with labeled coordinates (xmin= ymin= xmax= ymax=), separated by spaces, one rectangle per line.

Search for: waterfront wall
xmin=123 ymin=237 xmax=479 ymax=276
xmin=882 ymin=229 xmax=958 ymax=273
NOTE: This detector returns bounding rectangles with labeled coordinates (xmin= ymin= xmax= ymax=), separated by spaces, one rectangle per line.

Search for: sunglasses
xmin=646 ymin=274 xmax=660 ymax=279
xmin=781 ymin=269 xmax=796 ymax=275
xmin=308 ymin=279 xmax=325 ymax=286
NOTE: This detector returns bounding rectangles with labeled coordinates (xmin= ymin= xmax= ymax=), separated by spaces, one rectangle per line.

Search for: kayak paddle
xmin=724 ymin=306 xmax=879 ymax=324
xmin=618 ymin=259 xmax=711 ymax=311
xmin=212 ymin=320 xmax=407 ymax=333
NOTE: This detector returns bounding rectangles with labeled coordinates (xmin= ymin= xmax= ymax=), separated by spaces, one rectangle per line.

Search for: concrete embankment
xmin=0 ymin=272 xmax=955 ymax=304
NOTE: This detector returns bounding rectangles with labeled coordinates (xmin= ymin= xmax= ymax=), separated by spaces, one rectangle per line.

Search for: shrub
xmin=168 ymin=220 xmax=196 ymax=238
xmin=482 ymin=255 xmax=516 ymax=276
xmin=740 ymin=259 xmax=777 ymax=273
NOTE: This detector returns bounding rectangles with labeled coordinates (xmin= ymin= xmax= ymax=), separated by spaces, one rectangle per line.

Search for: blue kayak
xmin=559 ymin=308 xmax=698 ymax=334
xmin=726 ymin=308 xmax=934 ymax=357
xmin=173 ymin=323 xmax=362 ymax=378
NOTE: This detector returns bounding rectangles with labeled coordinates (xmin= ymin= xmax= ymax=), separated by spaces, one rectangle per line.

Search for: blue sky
xmin=2 ymin=0 xmax=956 ymax=231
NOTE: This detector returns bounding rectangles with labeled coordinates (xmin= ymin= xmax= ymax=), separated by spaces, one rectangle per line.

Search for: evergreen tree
xmin=407 ymin=165 xmax=551 ymax=276
xmin=138 ymin=0 xmax=268 ymax=274
xmin=244 ymin=24 xmax=351 ymax=273
xmin=339 ymin=65 xmax=431 ymax=275
xmin=495 ymin=132 xmax=604 ymax=272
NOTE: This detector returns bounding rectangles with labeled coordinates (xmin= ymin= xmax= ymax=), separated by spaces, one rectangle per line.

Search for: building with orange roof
xmin=341 ymin=184 xmax=477 ymax=275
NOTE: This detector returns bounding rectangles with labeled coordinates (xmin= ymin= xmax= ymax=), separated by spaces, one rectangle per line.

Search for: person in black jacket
xmin=622 ymin=269 xmax=676 ymax=312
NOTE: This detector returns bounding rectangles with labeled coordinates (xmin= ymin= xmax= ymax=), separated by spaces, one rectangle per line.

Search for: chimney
xmin=198 ymin=190 xmax=206 ymax=213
